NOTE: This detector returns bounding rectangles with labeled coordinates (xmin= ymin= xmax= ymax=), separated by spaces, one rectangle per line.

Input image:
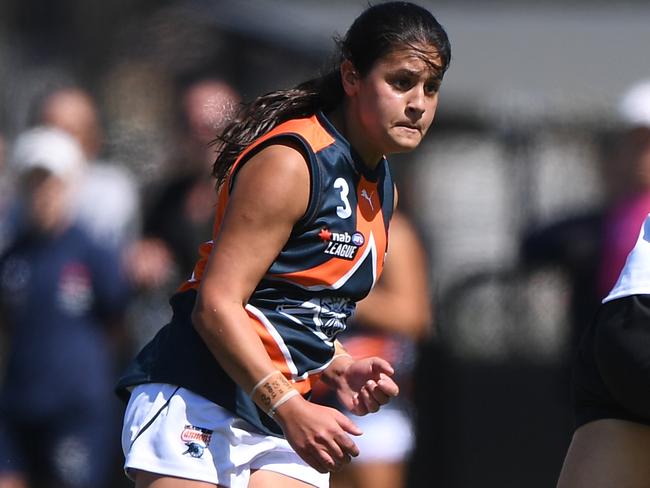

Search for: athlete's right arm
xmin=191 ymin=141 xmax=361 ymax=473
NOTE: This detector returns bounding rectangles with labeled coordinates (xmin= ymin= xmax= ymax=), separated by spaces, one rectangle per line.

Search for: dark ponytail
xmin=211 ymin=1 xmax=450 ymax=186
xmin=211 ymin=71 xmax=343 ymax=185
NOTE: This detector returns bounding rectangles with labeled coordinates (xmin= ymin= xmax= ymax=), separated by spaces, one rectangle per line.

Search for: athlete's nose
xmin=406 ymin=87 xmax=426 ymax=120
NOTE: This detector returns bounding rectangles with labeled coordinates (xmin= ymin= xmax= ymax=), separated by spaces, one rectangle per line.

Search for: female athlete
xmin=117 ymin=3 xmax=451 ymax=487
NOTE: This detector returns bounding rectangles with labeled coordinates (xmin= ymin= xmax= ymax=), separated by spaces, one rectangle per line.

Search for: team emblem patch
xmin=181 ymin=424 xmax=213 ymax=458
xmin=319 ymin=228 xmax=364 ymax=260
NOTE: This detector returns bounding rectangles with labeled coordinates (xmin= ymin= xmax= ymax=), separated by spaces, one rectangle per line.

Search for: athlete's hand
xmin=272 ymin=394 xmax=362 ymax=473
xmin=334 ymin=356 xmax=399 ymax=415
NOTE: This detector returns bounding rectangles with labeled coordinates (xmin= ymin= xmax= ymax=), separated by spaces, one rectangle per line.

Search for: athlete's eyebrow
xmin=388 ymin=68 xmax=423 ymax=78
xmin=389 ymin=67 xmax=443 ymax=83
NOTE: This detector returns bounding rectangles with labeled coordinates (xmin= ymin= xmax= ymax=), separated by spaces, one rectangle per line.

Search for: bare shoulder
xmin=231 ymin=141 xmax=311 ymax=222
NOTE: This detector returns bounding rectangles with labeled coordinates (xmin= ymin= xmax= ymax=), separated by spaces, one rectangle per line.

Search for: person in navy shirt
xmin=0 ymin=127 xmax=131 ymax=488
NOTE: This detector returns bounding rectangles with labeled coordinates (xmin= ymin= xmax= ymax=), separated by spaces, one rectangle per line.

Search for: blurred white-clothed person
xmin=37 ymin=87 xmax=140 ymax=249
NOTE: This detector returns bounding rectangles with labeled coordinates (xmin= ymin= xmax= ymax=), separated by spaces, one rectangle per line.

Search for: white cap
xmin=619 ymin=80 xmax=650 ymax=129
xmin=11 ymin=127 xmax=85 ymax=182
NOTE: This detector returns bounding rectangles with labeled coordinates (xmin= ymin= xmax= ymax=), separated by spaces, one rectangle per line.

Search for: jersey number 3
xmin=334 ymin=178 xmax=352 ymax=219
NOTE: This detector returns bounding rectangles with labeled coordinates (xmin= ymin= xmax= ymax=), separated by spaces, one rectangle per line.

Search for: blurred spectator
xmin=521 ymin=212 xmax=603 ymax=351
xmin=35 ymin=86 xmax=140 ymax=250
xmin=521 ymin=82 xmax=650 ymax=350
xmin=555 ymin=80 xmax=650 ymax=488
xmin=117 ymin=77 xmax=240 ymax=350
xmin=597 ymin=80 xmax=650 ymax=296
xmin=0 ymin=133 xmax=14 ymax=254
xmin=142 ymin=77 xmax=240 ymax=279
xmin=321 ymin=211 xmax=433 ymax=488
xmin=34 ymin=85 xmax=173 ymax=291
xmin=0 ymin=127 xmax=131 ymax=488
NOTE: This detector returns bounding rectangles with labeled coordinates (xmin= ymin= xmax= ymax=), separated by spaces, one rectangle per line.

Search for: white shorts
xmin=122 ymin=383 xmax=329 ymax=488
xmin=349 ymin=407 xmax=414 ymax=463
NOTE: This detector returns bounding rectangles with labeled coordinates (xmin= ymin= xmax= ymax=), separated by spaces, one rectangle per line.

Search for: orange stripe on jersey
xmin=248 ymin=311 xmax=314 ymax=395
xmin=250 ymin=315 xmax=292 ymax=373
xmin=177 ymin=115 xmax=335 ymax=294
xmin=177 ymin=186 xmax=229 ymax=293
xmin=292 ymin=379 xmax=314 ymax=396
xmin=235 ymin=115 xmax=335 ymax=166
xmin=271 ymin=177 xmax=387 ymax=289
xmin=356 ymin=177 xmax=387 ymax=279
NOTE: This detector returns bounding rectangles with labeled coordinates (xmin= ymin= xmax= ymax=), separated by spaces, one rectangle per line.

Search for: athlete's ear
xmin=341 ymin=60 xmax=360 ymax=97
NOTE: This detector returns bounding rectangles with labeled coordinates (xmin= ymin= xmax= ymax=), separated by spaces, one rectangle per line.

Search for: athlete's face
xmin=344 ymin=46 xmax=443 ymax=163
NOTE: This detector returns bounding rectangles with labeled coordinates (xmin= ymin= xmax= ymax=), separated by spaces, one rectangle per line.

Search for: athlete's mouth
xmin=395 ymin=123 xmax=421 ymax=132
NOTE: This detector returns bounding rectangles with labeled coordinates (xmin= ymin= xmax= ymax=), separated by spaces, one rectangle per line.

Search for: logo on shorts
xmin=181 ymin=424 xmax=213 ymax=458
xmin=318 ymin=228 xmax=364 ymax=260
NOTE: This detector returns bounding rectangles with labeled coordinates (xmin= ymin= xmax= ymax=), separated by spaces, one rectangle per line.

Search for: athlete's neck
xmin=327 ymin=106 xmax=383 ymax=171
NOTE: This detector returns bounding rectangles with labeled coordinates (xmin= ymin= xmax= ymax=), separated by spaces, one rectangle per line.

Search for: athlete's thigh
xmin=346 ymin=462 xmax=405 ymax=488
xmin=134 ymin=469 xmax=223 ymax=488
xmin=557 ymin=418 xmax=650 ymax=488
xmin=248 ymin=469 xmax=316 ymax=488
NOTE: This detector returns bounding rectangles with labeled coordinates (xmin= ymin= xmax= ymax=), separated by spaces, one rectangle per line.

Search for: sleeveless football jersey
xmin=116 ymin=111 xmax=394 ymax=436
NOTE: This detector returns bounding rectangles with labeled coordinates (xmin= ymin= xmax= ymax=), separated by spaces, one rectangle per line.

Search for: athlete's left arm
xmin=352 ymin=211 xmax=433 ymax=340
xmin=320 ymin=340 xmax=400 ymax=415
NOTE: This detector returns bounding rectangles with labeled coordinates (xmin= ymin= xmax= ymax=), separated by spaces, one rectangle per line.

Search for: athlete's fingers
xmin=309 ymin=447 xmax=338 ymax=474
xmin=329 ymin=452 xmax=352 ymax=472
xmin=337 ymin=451 xmax=352 ymax=466
xmin=368 ymin=384 xmax=390 ymax=404
xmin=351 ymin=393 xmax=360 ymax=410
xmin=327 ymin=446 xmax=353 ymax=472
xmin=317 ymin=449 xmax=338 ymax=473
xmin=368 ymin=373 xmax=399 ymax=405
xmin=297 ymin=439 xmax=345 ymax=474
xmin=334 ymin=409 xmax=363 ymax=437
xmin=333 ymin=431 xmax=359 ymax=458
xmin=324 ymin=436 xmax=347 ymax=466
xmin=370 ymin=357 xmax=395 ymax=377
xmin=358 ymin=383 xmax=380 ymax=413
xmin=376 ymin=372 xmax=399 ymax=398
xmin=301 ymin=450 xmax=329 ymax=473
xmin=332 ymin=415 xmax=361 ymax=458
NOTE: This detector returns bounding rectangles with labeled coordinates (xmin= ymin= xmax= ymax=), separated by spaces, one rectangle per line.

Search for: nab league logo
xmin=319 ymin=228 xmax=364 ymax=260
xmin=181 ymin=425 xmax=213 ymax=458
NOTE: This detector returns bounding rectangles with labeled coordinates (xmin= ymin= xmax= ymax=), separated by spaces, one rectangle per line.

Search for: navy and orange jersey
xmin=116 ymin=111 xmax=394 ymax=436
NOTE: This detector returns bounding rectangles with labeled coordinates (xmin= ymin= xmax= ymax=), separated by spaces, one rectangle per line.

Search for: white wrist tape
xmin=249 ymin=370 xmax=296 ymax=416
xmin=249 ymin=371 xmax=280 ymax=397
xmin=268 ymin=389 xmax=300 ymax=418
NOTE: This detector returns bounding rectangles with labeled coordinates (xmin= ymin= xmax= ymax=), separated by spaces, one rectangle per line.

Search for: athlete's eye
xmin=424 ymin=80 xmax=440 ymax=96
xmin=389 ymin=76 xmax=415 ymax=92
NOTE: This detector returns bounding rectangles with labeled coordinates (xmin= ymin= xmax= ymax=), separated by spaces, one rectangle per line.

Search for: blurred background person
xmin=34 ymin=84 xmax=174 ymax=299
xmin=142 ymin=75 xmax=241 ymax=280
xmin=318 ymin=210 xmax=433 ymax=488
xmin=597 ymin=80 xmax=650 ymax=297
xmin=123 ymin=76 xmax=241 ymax=349
xmin=0 ymin=132 xmax=14 ymax=254
xmin=554 ymin=78 xmax=650 ymax=488
xmin=522 ymin=79 xmax=650 ymax=350
xmin=35 ymin=86 xmax=140 ymax=250
xmin=0 ymin=127 xmax=131 ymax=488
